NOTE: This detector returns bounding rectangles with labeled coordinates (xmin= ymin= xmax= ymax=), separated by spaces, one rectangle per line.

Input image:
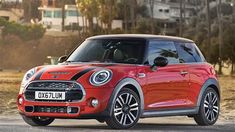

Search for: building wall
xmin=0 ymin=9 xmax=23 ymax=22
xmin=41 ymin=0 xmax=56 ymax=7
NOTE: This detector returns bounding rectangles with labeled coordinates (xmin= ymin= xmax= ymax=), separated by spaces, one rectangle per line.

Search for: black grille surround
xmin=24 ymin=81 xmax=85 ymax=102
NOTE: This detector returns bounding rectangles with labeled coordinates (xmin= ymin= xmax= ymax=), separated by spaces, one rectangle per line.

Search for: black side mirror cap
xmin=154 ymin=57 xmax=168 ymax=67
xmin=58 ymin=55 xmax=67 ymax=63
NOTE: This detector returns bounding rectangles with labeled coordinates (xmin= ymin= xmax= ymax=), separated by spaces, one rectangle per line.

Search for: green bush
xmin=0 ymin=18 xmax=46 ymax=41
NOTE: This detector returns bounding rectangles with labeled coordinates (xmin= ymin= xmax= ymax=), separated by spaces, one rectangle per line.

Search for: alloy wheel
xmin=203 ymin=91 xmax=219 ymax=122
xmin=114 ymin=93 xmax=139 ymax=126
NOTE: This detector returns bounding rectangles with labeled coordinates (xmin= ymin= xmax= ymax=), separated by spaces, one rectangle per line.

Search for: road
xmin=0 ymin=115 xmax=234 ymax=132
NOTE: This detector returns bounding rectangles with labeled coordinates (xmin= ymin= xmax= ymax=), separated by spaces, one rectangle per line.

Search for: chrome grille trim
xmin=23 ymin=80 xmax=86 ymax=103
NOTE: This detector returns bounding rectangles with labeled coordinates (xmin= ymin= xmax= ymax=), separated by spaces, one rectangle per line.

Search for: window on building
xmin=54 ymin=10 xmax=62 ymax=18
xmin=43 ymin=11 xmax=52 ymax=18
xmin=165 ymin=9 xmax=169 ymax=13
xmin=67 ymin=10 xmax=79 ymax=17
xmin=159 ymin=9 xmax=163 ymax=12
xmin=148 ymin=41 xmax=179 ymax=65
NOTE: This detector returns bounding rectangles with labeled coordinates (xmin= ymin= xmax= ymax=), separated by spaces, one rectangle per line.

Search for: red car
xmin=17 ymin=34 xmax=220 ymax=129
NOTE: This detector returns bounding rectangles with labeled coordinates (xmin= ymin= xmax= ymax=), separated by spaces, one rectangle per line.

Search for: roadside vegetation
xmin=0 ymin=18 xmax=45 ymax=41
xmin=0 ymin=1 xmax=234 ymax=75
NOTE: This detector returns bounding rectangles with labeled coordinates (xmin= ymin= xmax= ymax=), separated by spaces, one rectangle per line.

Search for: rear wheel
xmin=105 ymin=88 xmax=141 ymax=129
xmin=21 ymin=115 xmax=54 ymax=126
xmin=194 ymin=87 xmax=220 ymax=125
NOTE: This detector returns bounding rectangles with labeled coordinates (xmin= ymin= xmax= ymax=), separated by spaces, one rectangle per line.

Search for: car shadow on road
xmin=45 ymin=123 xmax=223 ymax=131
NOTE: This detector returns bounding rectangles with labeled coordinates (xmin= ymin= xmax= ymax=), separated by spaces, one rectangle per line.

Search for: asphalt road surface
xmin=0 ymin=115 xmax=234 ymax=132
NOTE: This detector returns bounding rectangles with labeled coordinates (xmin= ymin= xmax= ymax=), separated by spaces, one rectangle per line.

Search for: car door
xmin=175 ymin=42 xmax=209 ymax=107
xmin=145 ymin=40 xmax=191 ymax=110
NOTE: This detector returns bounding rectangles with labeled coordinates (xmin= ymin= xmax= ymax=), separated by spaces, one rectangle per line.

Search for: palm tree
xmin=57 ymin=0 xmax=75 ymax=32
xmin=76 ymin=0 xmax=98 ymax=35
xmin=97 ymin=0 xmax=117 ymax=33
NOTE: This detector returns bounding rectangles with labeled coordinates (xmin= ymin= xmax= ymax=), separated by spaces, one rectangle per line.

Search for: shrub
xmin=0 ymin=18 xmax=46 ymax=41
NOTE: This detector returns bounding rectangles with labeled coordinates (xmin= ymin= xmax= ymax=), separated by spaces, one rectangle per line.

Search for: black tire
xmin=105 ymin=88 xmax=141 ymax=129
xmin=194 ymin=87 xmax=220 ymax=126
xmin=21 ymin=115 xmax=54 ymax=126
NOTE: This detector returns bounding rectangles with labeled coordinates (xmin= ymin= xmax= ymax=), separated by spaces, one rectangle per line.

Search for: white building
xmin=0 ymin=8 xmax=23 ymax=22
xmin=143 ymin=0 xmax=196 ymax=23
xmin=38 ymin=5 xmax=123 ymax=31
xmin=38 ymin=5 xmax=80 ymax=31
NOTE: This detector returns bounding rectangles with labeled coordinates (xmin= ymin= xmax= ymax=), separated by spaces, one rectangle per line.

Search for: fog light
xmin=67 ymin=107 xmax=79 ymax=114
xmin=91 ymin=99 xmax=99 ymax=107
xmin=18 ymin=97 xmax=23 ymax=105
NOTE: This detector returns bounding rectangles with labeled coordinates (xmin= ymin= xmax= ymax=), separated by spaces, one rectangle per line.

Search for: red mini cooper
xmin=17 ymin=34 xmax=220 ymax=129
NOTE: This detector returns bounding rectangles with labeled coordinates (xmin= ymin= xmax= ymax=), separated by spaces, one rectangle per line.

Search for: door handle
xmin=138 ymin=73 xmax=146 ymax=78
xmin=180 ymin=71 xmax=188 ymax=75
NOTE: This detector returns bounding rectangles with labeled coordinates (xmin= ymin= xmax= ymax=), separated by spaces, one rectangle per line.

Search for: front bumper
xmin=17 ymin=87 xmax=113 ymax=118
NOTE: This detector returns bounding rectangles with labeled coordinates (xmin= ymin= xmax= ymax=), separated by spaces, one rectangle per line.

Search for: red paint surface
xmin=18 ymin=62 xmax=217 ymax=117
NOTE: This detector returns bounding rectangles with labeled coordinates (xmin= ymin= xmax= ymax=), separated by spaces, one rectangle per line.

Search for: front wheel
xmin=194 ymin=87 xmax=220 ymax=125
xmin=105 ymin=88 xmax=141 ymax=129
xmin=21 ymin=115 xmax=54 ymax=126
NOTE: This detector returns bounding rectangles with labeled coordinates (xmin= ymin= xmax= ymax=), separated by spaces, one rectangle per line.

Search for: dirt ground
xmin=0 ymin=71 xmax=234 ymax=120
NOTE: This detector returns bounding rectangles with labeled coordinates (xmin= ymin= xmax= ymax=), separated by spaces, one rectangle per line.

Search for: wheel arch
xmin=196 ymin=78 xmax=220 ymax=109
xmin=106 ymin=78 xmax=144 ymax=117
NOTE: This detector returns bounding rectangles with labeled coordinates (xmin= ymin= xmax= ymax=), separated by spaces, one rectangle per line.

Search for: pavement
xmin=0 ymin=115 xmax=234 ymax=132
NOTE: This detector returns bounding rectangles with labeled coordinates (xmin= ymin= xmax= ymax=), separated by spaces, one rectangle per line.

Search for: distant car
xmin=17 ymin=34 xmax=220 ymax=129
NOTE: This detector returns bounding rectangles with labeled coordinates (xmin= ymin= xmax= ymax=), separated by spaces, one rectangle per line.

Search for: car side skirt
xmin=141 ymin=107 xmax=198 ymax=118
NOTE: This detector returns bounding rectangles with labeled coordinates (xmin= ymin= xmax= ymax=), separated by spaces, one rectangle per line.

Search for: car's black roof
xmin=87 ymin=34 xmax=194 ymax=43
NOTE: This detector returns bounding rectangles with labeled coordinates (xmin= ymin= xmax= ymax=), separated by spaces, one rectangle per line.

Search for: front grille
xmin=27 ymin=81 xmax=80 ymax=90
xmin=24 ymin=81 xmax=85 ymax=102
xmin=34 ymin=106 xmax=67 ymax=113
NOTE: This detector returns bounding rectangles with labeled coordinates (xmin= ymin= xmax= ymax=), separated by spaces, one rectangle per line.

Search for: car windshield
xmin=67 ymin=39 xmax=146 ymax=64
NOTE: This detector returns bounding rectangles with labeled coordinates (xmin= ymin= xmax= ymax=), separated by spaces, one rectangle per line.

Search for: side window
xmin=148 ymin=41 xmax=179 ymax=65
xmin=194 ymin=43 xmax=206 ymax=62
xmin=175 ymin=42 xmax=204 ymax=63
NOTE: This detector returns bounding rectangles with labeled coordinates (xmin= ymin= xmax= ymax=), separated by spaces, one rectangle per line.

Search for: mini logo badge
xmin=52 ymin=75 xmax=58 ymax=79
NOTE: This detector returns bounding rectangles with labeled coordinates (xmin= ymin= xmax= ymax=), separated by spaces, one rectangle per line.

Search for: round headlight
xmin=19 ymin=68 xmax=37 ymax=94
xmin=90 ymin=69 xmax=112 ymax=86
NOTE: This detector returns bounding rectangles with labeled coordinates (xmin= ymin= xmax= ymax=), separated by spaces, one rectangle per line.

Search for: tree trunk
xmin=194 ymin=0 xmax=200 ymax=40
xmin=130 ymin=0 xmax=136 ymax=33
xmin=149 ymin=0 xmax=154 ymax=34
xmin=217 ymin=0 xmax=223 ymax=75
xmin=231 ymin=62 xmax=234 ymax=75
xmin=81 ymin=16 xmax=85 ymax=34
xmin=179 ymin=0 xmax=183 ymax=36
xmin=124 ymin=0 xmax=128 ymax=33
xmin=206 ymin=0 xmax=211 ymax=61
xmin=61 ymin=2 xmax=65 ymax=32
xmin=85 ymin=17 xmax=88 ymax=34
xmin=107 ymin=0 xmax=112 ymax=33
xmin=76 ymin=7 xmax=80 ymax=36
xmin=233 ymin=0 xmax=235 ymax=21
xmin=88 ymin=17 xmax=93 ymax=35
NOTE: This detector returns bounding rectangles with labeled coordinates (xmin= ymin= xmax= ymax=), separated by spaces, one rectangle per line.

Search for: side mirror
xmin=154 ymin=57 xmax=168 ymax=67
xmin=58 ymin=55 xmax=67 ymax=63
xmin=151 ymin=57 xmax=168 ymax=71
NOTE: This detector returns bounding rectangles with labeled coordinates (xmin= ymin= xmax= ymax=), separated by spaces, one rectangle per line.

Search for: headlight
xmin=89 ymin=69 xmax=112 ymax=86
xmin=19 ymin=68 xmax=36 ymax=94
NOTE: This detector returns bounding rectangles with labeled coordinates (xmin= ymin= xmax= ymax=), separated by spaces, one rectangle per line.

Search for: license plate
xmin=35 ymin=91 xmax=65 ymax=100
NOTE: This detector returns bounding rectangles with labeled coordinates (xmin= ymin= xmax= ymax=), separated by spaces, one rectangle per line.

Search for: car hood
xmin=31 ymin=63 xmax=137 ymax=81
